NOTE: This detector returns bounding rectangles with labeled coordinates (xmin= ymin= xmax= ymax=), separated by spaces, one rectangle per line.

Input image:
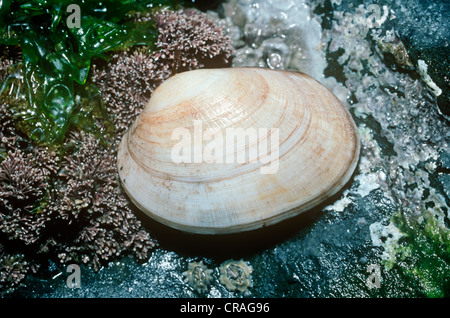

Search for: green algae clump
xmin=0 ymin=0 xmax=187 ymax=144
xmin=386 ymin=206 xmax=450 ymax=297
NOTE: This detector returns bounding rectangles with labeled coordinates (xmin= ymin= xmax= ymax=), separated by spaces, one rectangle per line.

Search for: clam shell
xmin=117 ymin=67 xmax=360 ymax=234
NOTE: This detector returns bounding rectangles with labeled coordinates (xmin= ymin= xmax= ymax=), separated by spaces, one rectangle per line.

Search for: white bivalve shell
xmin=117 ymin=67 xmax=360 ymax=234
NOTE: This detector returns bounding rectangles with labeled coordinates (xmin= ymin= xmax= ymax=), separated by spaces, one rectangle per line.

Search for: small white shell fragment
xmin=117 ymin=67 xmax=360 ymax=234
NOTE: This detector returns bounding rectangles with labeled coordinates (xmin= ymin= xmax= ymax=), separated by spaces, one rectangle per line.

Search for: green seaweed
xmin=388 ymin=208 xmax=450 ymax=297
xmin=0 ymin=0 xmax=185 ymax=144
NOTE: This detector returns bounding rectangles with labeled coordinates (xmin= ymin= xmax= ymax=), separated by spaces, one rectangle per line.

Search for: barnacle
xmin=219 ymin=259 xmax=253 ymax=293
xmin=182 ymin=260 xmax=213 ymax=293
